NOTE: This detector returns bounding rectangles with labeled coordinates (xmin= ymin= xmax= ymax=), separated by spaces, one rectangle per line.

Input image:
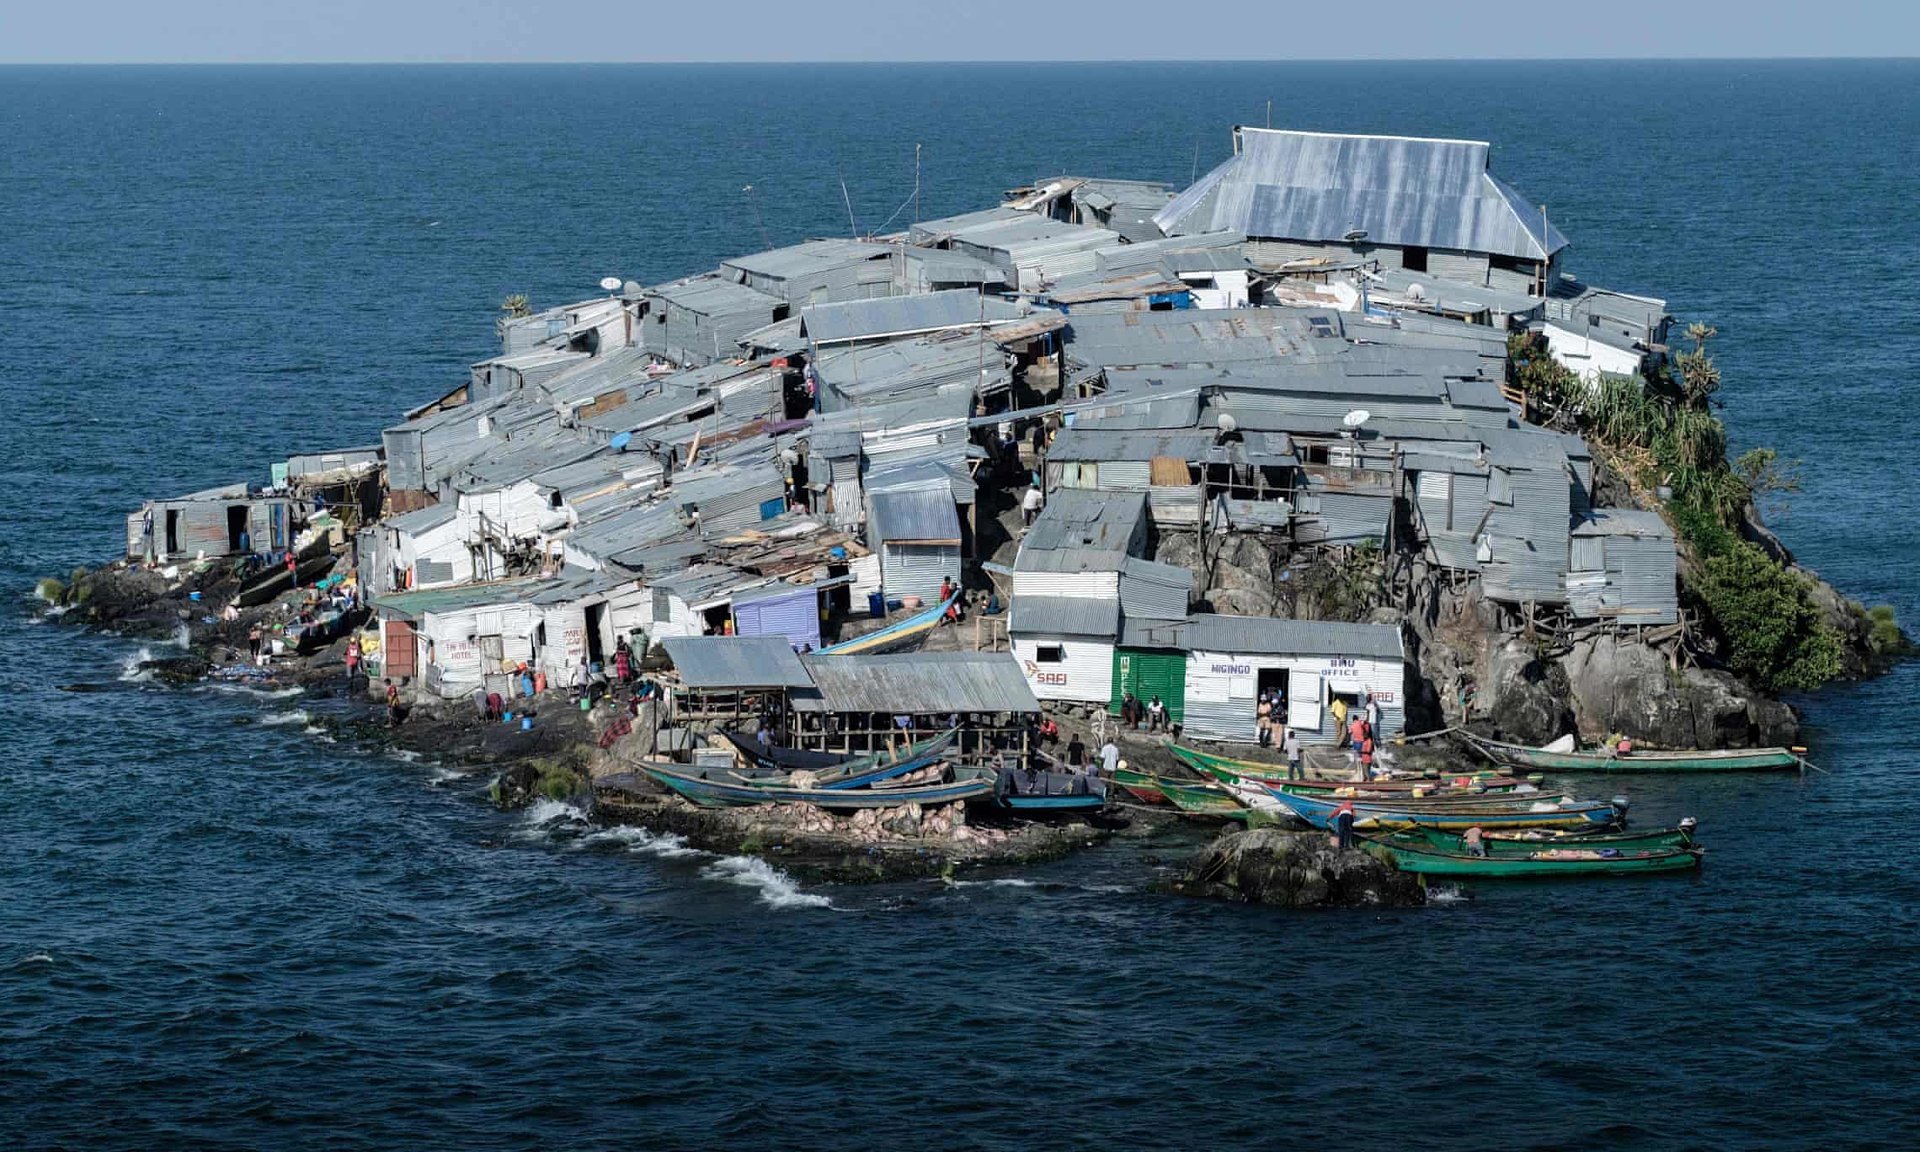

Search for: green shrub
xmin=1696 ymin=541 xmax=1845 ymax=691
xmin=1867 ymin=605 xmax=1909 ymax=656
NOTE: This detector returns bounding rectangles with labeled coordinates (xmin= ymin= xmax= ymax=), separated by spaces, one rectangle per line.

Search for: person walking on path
xmin=1065 ymin=733 xmax=1087 ymax=770
xmin=1021 ymin=485 xmax=1044 ymax=528
xmin=570 ymin=657 xmax=590 ymax=703
xmin=1098 ymin=737 xmax=1119 ymax=777
xmin=1330 ymin=697 xmax=1349 ymax=747
xmin=343 ymin=641 xmax=361 ymax=691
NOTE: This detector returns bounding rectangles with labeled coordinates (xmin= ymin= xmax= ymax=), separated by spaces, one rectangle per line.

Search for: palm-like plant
xmin=501 ymin=293 xmax=533 ymax=319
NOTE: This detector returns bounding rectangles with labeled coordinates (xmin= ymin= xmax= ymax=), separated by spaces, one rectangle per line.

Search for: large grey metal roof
xmin=1155 ymin=128 xmax=1569 ymax=261
xmin=1022 ymin=488 xmax=1147 ymax=555
xmin=1177 ymin=613 xmax=1405 ymax=660
xmin=720 ymin=238 xmax=890 ymax=281
xmin=661 ymin=635 xmax=812 ymax=689
xmin=869 ymin=488 xmax=962 ymax=545
xmin=797 ymin=652 xmax=1041 ymax=714
xmin=648 ymin=275 xmax=786 ymax=317
xmin=1009 ymin=594 xmax=1121 ymax=638
xmin=801 ymin=289 xmax=1027 ymax=346
xmin=1572 ymin=507 xmax=1672 ymax=538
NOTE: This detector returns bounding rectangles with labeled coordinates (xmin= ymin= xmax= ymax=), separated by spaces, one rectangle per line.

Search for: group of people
xmin=1116 ymin=693 xmax=1168 ymax=732
xmin=1329 ymin=691 xmax=1385 ymax=779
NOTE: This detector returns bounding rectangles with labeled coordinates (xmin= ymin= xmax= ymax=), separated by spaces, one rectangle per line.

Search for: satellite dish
xmin=1216 ymin=413 xmax=1238 ymax=433
xmin=1342 ymin=409 xmax=1371 ymax=429
xmin=599 ymin=276 xmax=623 ymax=292
xmin=1406 ymin=283 xmax=1427 ymax=304
xmin=610 ymin=431 xmax=633 ymax=453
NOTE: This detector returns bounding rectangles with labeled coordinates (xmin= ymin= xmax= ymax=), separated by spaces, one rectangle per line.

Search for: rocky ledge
xmin=1160 ymin=827 xmax=1426 ymax=908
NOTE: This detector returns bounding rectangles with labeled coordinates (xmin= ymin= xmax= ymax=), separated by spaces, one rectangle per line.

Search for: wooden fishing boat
xmin=1157 ymin=779 xmax=1251 ymax=820
xmin=1382 ymin=825 xmax=1697 ymax=857
xmin=1360 ymin=834 xmax=1703 ymax=878
xmin=815 ymin=592 xmax=960 ymax=656
xmin=993 ymin=768 xmax=1108 ymax=812
xmin=1112 ymin=765 xmax=1170 ymax=804
xmin=1264 ymin=787 xmax=1621 ymax=832
xmin=724 ymin=729 xmax=958 ymax=789
xmin=719 ymin=730 xmax=848 ymax=774
xmin=639 ymin=761 xmax=994 ymax=809
xmin=1168 ymin=743 xmax=1527 ymax=794
xmin=1458 ymin=732 xmax=1802 ymax=774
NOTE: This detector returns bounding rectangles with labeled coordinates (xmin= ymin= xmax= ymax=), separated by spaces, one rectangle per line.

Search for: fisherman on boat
xmin=1462 ymin=826 xmax=1487 ymax=857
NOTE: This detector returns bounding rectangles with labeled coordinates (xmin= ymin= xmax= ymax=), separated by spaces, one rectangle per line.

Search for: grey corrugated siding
xmin=1181 ymin=697 xmax=1255 ymax=743
xmin=1098 ymin=460 xmax=1152 ymax=490
xmin=1610 ymin=535 xmax=1678 ymax=625
xmin=881 ymin=543 xmax=959 ymax=603
xmin=1483 ymin=465 xmax=1570 ymax=604
xmin=384 ymin=427 xmax=425 ymax=491
xmin=1426 ymin=250 xmax=1491 ymax=284
xmin=1119 ymin=570 xmax=1190 ymax=620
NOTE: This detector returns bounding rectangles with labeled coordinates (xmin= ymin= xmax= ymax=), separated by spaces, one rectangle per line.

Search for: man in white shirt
xmin=1021 ymin=485 xmax=1044 ymax=527
xmin=1098 ymin=738 xmax=1119 ymax=777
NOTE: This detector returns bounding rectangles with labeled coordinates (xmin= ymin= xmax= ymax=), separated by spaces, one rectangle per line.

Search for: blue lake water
xmin=2 ymin=61 xmax=1917 ymax=1149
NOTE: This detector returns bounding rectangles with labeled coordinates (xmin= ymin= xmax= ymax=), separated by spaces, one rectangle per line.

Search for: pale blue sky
xmin=1 ymin=0 xmax=1914 ymax=63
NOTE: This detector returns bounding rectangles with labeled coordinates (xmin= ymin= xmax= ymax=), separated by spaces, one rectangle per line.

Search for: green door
xmin=1110 ymin=647 xmax=1186 ymax=721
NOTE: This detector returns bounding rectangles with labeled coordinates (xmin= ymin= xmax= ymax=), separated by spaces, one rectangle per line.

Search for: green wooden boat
xmin=1360 ymin=834 xmax=1703 ymax=877
xmin=1459 ymin=732 xmax=1803 ymax=774
xmin=1156 ymin=778 xmax=1250 ymax=820
xmin=1112 ymin=766 xmax=1170 ymax=804
xmin=1383 ymin=825 xmax=1696 ymax=858
xmin=1169 ymin=743 xmax=1527 ymax=794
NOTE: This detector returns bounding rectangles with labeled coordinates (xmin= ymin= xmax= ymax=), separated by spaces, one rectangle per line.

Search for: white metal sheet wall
xmin=1010 ymin=634 xmax=1115 ymax=704
xmin=1011 ymin=571 xmax=1119 ymax=599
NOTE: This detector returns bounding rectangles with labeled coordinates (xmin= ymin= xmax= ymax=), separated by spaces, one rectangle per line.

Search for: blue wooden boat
xmin=731 ymin=729 xmax=959 ymax=791
xmin=816 ymin=592 xmax=959 ymax=656
xmin=991 ymin=768 xmax=1108 ymax=812
xmin=641 ymin=762 xmax=993 ymax=809
xmin=1262 ymin=785 xmax=1622 ymax=832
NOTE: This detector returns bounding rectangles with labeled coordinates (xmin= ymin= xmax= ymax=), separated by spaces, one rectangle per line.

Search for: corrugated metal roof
xmin=648 ymin=275 xmax=786 ymax=317
xmin=1047 ymin=426 xmax=1295 ymax=467
xmin=374 ymin=576 xmax=553 ymax=620
xmin=802 ymin=289 xmax=1027 ymax=345
xmin=798 ymin=652 xmax=1040 ymax=714
xmin=386 ymin=502 xmax=457 ymax=536
xmin=1022 ymin=488 xmax=1147 ymax=555
xmin=1572 ymin=508 xmax=1671 ymax=538
xmin=661 ymin=635 xmax=812 ymax=689
xmin=1179 ymin=613 xmax=1404 ymax=660
xmin=721 ymin=238 xmax=890 ymax=281
xmin=1009 ymin=594 xmax=1121 ymax=638
xmin=869 ymin=488 xmax=961 ymax=545
xmin=811 ymin=332 xmax=1012 ymax=409
xmin=1119 ymin=557 xmax=1193 ymax=619
xmin=1155 ymin=128 xmax=1569 ymax=261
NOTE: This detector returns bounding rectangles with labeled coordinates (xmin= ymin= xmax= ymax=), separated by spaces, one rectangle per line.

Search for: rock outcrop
xmin=1163 ymin=827 xmax=1425 ymax=908
xmin=1559 ymin=634 xmax=1796 ymax=748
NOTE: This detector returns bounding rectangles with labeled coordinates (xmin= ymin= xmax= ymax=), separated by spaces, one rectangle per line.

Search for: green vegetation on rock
xmin=1508 ymin=330 xmax=1852 ymax=692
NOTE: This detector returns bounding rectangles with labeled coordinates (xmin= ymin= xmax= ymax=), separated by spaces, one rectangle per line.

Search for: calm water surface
xmin=2 ymin=62 xmax=1917 ymax=1150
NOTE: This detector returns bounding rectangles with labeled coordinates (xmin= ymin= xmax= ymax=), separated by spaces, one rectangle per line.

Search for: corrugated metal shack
xmin=128 ymin=485 xmax=299 ymax=564
xmin=1567 ymin=508 xmax=1678 ymax=626
xmin=788 ymin=651 xmax=1041 ymax=760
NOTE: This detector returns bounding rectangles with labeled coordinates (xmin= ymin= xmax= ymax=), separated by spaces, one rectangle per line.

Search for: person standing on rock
xmin=343 ymin=640 xmax=361 ymax=692
xmin=247 ymin=624 xmax=262 ymax=661
xmin=1065 ymin=733 xmax=1087 ymax=770
xmin=1330 ymin=800 xmax=1357 ymax=850
xmin=570 ymin=657 xmax=590 ymax=703
xmin=384 ymin=679 xmax=402 ymax=728
xmin=1284 ymin=727 xmax=1303 ymax=780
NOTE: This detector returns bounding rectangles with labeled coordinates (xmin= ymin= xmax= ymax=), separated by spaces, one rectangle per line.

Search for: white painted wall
xmin=1544 ymin=322 xmax=1642 ymax=383
xmin=1010 ymin=634 xmax=1115 ymax=704
xmin=1011 ymin=570 xmax=1119 ymax=599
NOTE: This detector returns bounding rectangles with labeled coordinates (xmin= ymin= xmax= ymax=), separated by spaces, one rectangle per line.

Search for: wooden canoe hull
xmin=732 ymin=729 xmax=959 ymax=791
xmin=1362 ymin=837 xmax=1703 ymax=877
xmin=1387 ymin=826 xmax=1696 ymax=857
xmin=815 ymin=593 xmax=960 ymax=656
xmin=642 ymin=763 xmax=993 ymax=809
xmin=1267 ymin=787 xmax=1620 ymax=832
xmin=1158 ymin=779 xmax=1250 ymax=820
xmin=1461 ymin=733 xmax=1801 ymax=773
xmin=1112 ymin=766 xmax=1169 ymax=804
xmin=1169 ymin=743 xmax=1524 ymax=794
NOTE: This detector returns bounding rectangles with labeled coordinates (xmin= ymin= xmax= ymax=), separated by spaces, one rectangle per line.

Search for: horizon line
xmin=2 ymin=55 xmax=1917 ymax=67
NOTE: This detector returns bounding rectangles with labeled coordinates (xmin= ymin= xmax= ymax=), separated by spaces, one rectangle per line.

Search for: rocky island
xmin=42 ymin=124 xmax=1907 ymax=900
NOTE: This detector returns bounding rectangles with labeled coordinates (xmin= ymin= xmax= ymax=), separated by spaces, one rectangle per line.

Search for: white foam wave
xmin=13 ymin=952 xmax=53 ymax=968
xmin=427 ymin=765 xmax=470 ymax=784
xmin=1427 ymin=885 xmax=1471 ymax=905
xmin=700 ymin=856 xmax=832 ymax=909
xmin=523 ymin=798 xmax=591 ymax=828
xmin=304 ymin=726 xmax=336 ymax=742
xmin=389 ymin=749 xmax=423 ymax=763
xmin=172 ymin=623 xmax=192 ymax=650
xmin=258 ymin=709 xmax=311 ymax=727
xmin=205 ymin=682 xmax=304 ymax=700
xmin=118 ymin=647 xmax=156 ymax=683
xmin=580 ymin=825 xmax=706 ymax=858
